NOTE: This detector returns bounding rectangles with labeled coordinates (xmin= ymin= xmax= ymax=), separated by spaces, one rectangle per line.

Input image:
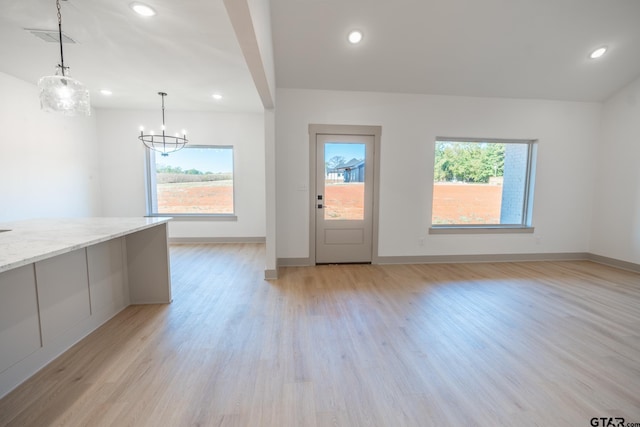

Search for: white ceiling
xmin=0 ymin=0 xmax=263 ymax=111
xmin=271 ymin=0 xmax=640 ymax=102
xmin=1 ymin=0 xmax=639 ymax=113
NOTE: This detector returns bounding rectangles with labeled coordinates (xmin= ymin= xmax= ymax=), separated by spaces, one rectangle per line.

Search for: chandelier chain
xmin=160 ymin=92 xmax=166 ymax=129
xmin=56 ymin=0 xmax=67 ymax=76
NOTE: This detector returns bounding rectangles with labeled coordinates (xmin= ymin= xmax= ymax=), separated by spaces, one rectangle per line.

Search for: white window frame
xmin=145 ymin=145 xmax=237 ymax=220
xmin=429 ymin=137 xmax=537 ymax=234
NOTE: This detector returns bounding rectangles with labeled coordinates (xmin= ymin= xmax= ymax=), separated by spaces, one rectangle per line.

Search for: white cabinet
xmin=0 ymin=265 xmax=41 ymax=374
xmin=87 ymin=238 xmax=128 ymax=318
xmin=126 ymin=228 xmax=171 ymax=304
xmin=35 ymin=249 xmax=91 ymax=346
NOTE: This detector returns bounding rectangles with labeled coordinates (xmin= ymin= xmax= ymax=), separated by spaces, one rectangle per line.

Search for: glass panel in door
xmin=324 ymin=143 xmax=366 ymax=221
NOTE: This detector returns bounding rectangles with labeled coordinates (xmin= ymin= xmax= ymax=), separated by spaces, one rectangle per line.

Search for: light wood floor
xmin=1 ymin=244 xmax=639 ymax=426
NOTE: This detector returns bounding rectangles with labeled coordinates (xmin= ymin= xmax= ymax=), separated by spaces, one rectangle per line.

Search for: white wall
xmin=96 ymin=109 xmax=266 ymax=239
xmin=276 ymin=88 xmax=602 ymax=259
xmin=591 ymin=75 xmax=640 ymax=264
xmin=0 ymin=72 xmax=101 ymax=222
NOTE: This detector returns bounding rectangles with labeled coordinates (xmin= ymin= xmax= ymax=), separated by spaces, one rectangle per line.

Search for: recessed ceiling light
xmin=100 ymin=89 xmax=112 ymax=96
xmin=212 ymin=93 xmax=223 ymax=100
xmin=348 ymin=30 xmax=363 ymax=44
xmin=130 ymin=2 xmax=156 ymax=17
xmin=589 ymin=46 xmax=607 ymax=59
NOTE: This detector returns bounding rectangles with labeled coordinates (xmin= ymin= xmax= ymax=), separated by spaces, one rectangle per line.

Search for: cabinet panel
xmin=0 ymin=265 xmax=41 ymax=373
xmin=126 ymin=224 xmax=171 ymax=304
xmin=35 ymin=249 xmax=90 ymax=346
xmin=87 ymin=238 xmax=127 ymax=316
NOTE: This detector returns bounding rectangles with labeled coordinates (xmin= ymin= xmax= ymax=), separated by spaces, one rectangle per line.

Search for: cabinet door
xmin=35 ymin=249 xmax=90 ymax=346
xmin=0 ymin=265 xmax=41 ymax=373
xmin=87 ymin=238 xmax=127 ymax=317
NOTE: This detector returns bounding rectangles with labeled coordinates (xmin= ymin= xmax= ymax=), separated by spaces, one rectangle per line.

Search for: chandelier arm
xmin=138 ymin=92 xmax=186 ymax=156
xmin=56 ymin=0 xmax=66 ymax=76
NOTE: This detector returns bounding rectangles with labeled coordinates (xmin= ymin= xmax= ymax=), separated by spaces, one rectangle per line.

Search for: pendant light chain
xmin=56 ymin=0 xmax=67 ymax=76
xmin=160 ymin=92 xmax=166 ymax=130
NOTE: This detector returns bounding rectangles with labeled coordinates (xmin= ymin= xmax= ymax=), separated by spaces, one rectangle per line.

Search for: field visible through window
xmin=432 ymin=182 xmax=502 ymax=224
xmin=157 ymin=180 xmax=233 ymax=214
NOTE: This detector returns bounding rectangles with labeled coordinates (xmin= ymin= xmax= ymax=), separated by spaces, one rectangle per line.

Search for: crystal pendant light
xmin=138 ymin=92 xmax=188 ymax=156
xmin=38 ymin=0 xmax=90 ymax=116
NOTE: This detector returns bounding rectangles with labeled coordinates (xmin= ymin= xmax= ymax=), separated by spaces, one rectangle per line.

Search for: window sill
xmin=429 ymin=226 xmax=534 ymax=235
xmin=147 ymin=214 xmax=237 ymax=222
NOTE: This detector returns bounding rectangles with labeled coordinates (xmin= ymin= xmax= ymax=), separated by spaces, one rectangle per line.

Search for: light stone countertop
xmin=0 ymin=217 xmax=172 ymax=273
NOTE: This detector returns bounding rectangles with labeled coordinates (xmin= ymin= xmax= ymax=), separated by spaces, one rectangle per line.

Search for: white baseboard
xmin=278 ymin=257 xmax=313 ymax=267
xmin=277 ymin=252 xmax=640 ymax=276
xmin=374 ymin=252 xmax=590 ymax=264
xmin=278 ymin=253 xmax=590 ymax=267
xmin=169 ymin=237 xmax=265 ymax=244
xmin=588 ymin=253 xmax=640 ymax=273
xmin=264 ymin=269 xmax=278 ymax=280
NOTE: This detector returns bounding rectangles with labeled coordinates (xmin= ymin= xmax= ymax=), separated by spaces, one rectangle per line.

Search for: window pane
xmin=153 ymin=146 xmax=233 ymax=214
xmin=432 ymin=140 xmax=531 ymax=226
xmin=324 ymin=143 xmax=365 ymax=220
xmin=499 ymin=143 xmax=529 ymax=224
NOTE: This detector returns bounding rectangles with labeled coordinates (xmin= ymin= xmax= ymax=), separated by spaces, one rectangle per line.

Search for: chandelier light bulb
xmin=57 ymin=85 xmax=72 ymax=100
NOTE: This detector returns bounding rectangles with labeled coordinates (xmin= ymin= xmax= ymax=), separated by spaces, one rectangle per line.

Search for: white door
xmin=315 ymin=134 xmax=374 ymax=263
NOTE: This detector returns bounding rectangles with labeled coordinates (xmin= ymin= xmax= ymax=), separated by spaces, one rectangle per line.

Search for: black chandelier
xmin=139 ymin=92 xmax=188 ymax=156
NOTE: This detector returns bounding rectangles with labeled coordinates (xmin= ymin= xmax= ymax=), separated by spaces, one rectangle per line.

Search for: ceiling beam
xmin=223 ymin=0 xmax=275 ymax=109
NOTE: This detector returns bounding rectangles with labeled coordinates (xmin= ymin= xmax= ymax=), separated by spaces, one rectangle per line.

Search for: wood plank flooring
xmin=1 ymin=244 xmax=639 ymax=426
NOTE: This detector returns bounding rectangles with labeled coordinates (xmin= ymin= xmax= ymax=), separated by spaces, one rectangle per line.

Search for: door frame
xmin=308 ymin=124 xmax=382 ymax=265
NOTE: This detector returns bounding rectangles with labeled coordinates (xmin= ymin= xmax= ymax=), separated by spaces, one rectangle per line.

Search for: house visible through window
xmin=146 ymin=145 xmax=234 ymax=215
xmin=431 ymin=138 xmax=536 ymax=228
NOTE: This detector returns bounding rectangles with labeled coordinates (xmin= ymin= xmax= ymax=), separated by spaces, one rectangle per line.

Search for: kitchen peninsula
xmin=0 ymin=217 xmax=172 ymax=398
